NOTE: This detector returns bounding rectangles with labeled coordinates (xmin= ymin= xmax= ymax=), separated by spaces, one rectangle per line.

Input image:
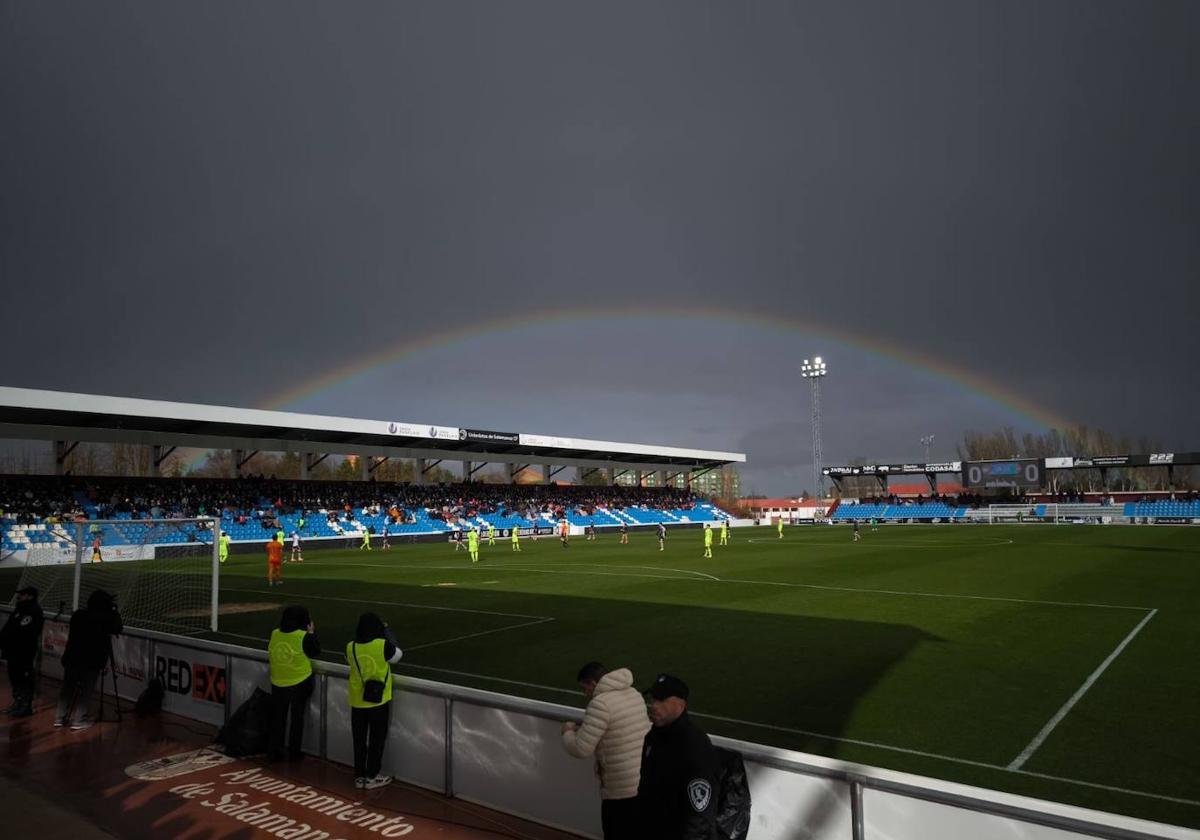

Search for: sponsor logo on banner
xmin=389 ymin=422 xmax=461 ymax=440
xmin=154 ymin=644 xmax=229 ymax=724
xmin=1091 ymin=456 xmax=1130 ymax=467
xmin=902 ymin=464 xmax=922 ymax=472
xmin=156 ymin=654 xmax=227 ymax=705
xmin=519 ymin=433 xmax=574 ymax=448
xmin=1074 ymin=458 xmax=1094 ymax=467
xmin=1150 ymin=453 xmax=1174 ymax=464
xmin=461 ymin=428 xmax=520 ymax=444
xmin=1045 ymin=457 xmax=1074 ymax=469
xmin=925 ymin=461 xmax=962 ymax=473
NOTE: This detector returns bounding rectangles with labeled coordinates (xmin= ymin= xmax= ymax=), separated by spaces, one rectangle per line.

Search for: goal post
xmin=15 ymin=517 xmax=221 ymax=634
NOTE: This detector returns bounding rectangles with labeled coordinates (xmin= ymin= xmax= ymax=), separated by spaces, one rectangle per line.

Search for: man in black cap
xmin=1 ymin=586 xmax=44 ymax=717
xmin=637 ymin=673 xmax=720 ymax=839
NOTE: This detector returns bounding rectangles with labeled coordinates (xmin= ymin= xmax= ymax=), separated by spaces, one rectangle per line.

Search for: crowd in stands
xmin=0 ymin=475 xmax=702 ymax=528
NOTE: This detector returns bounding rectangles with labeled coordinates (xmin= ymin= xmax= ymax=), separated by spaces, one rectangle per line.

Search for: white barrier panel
xmin=324 ymin=679 xmax=448 ymax=792
xmin=153 ymin=641 xmax=229 ymax=726
xmin=451 ymin=700 xmax=602 ymax=838
xmin=864 ymin=787 xmax=1085 ymax=840
xmin=37 ymin=618 xmax=147 ymax=701
xmin=743 ymin=761 xmax=853 ymax=840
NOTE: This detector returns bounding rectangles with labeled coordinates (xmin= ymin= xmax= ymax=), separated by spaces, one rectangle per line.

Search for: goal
xmin=986 ymin=504 xmax=1061 ymax=524
xmin=15 ymin=518 xmax=220 ymax=634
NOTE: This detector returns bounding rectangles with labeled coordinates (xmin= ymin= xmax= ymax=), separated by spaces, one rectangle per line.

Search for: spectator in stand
xmin=267 ymin=605 xmax=319 ymax=762
xmin=562 ymin=662 xmax=651 ymax=839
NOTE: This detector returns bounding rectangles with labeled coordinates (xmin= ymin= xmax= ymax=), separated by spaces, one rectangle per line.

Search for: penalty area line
xmin=1007 ymin=608 xmax=1158 ymax=771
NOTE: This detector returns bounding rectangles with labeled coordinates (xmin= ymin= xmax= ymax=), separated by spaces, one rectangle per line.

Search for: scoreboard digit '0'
xmin=963 ymin=458 xmax=1044 ymax=490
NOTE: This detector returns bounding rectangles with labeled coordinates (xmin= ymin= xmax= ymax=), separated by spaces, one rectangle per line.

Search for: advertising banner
xmin=460 ymin=429 xmax=520 ymax=444
xmin=38 ymin=618 xmax=148 ymax=700
xmin=154 ymin=642 xmax=229 ymax=725
xmin=386 ymin=422 xmax=461 ymax=441
xmin=518 ymin=433 xmax=574 ymax=449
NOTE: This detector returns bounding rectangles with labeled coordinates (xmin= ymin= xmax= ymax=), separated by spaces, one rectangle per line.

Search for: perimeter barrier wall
xmin=9 ymin=612 xmax=1192 ymax=840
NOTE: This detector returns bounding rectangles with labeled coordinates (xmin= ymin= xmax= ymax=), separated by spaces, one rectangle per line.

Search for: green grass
xmin=8 ymin=524 xmax=1200 ymax=827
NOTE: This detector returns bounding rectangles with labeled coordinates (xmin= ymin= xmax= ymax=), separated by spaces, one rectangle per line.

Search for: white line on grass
xmin=403 ymin=617 xmax=556 ymax=652
xmin=1007 ymin=608 xmax=1159 ymax=771
xmin=745 ymin=537 xmax=1016 ymax=548
xmin=222 ymin=587 xmax=550 ymax=621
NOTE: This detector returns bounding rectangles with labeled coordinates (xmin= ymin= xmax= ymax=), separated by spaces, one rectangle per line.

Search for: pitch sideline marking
xmin=1007 ymin=608 xmax=1159 ymax=771
xmin=222 ymin=587 xmax=551 ymax=621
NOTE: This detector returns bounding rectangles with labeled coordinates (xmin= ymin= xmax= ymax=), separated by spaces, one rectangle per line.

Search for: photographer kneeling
xmin=55 ymin=589 xmax=123 ymax=731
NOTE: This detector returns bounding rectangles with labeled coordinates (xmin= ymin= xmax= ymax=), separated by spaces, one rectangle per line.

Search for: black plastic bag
xmin=715 ymin=747 xmax=752 ymax=840
xmin=215 ymin=687 xmax=272 ymax=757
xmin=134 ymin=677 xmax=165 ymax=717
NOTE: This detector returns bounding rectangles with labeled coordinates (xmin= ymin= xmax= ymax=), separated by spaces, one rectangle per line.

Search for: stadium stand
xmin=831 ymin=500 xmax=968 ymax=521
xmin=0 ymin=476 xmax=732 ymax=549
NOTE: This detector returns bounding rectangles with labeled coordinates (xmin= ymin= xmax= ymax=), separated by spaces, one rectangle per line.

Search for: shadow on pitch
xmin=210 ymin=563 xmax=939 ymax=838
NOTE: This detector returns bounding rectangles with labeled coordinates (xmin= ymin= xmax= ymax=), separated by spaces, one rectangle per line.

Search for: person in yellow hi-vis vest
xmin=720 ymin=518 xmax=729 ymax=546
xmin=487 ymin=522 xmax=497 ymax=546
xmin=346 ymin=612 xmax=403 ymax=790
xmin=703 ymin=523 xmax=713 ymax=558
xmin=777 ymin=517 xmax=785 ymax=539
xmin=511 ymin=524 xmax=522 ymax=552
xmin=219 ymin=531 xmax=231 ymax=564
xmin=468 ymin=527 xmax=480 ymax=564
xmin=267 ymin=605 xmax=319 ymax=762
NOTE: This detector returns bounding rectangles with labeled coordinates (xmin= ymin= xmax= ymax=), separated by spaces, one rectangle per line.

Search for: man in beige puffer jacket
xmin=563 ymin=662 xmax=651 ymax=839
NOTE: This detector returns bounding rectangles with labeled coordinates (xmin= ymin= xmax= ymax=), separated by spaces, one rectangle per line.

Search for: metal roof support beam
xmin=302 ymin=452 xmax=330 ymax=480
xmin=421 ymin=459 xmax=443 ymax=474
xmin=153 ymin=445 xmax=177 ymax=468
xmin=580 ymin=467 xmax=599 ymax=482
xmin=236 ymin=450 xmax=259 ymax=470
xmin=690 ymin=466 xmax=714 ymax=482
xmin=925 ymin=472 xmax=937 ymax=494
xmin=54 ymin=440 xmax=78 ymax=476
xmin=546 ymin=464 xmax=567 ymax=484
xmin=151 ymin=445 xmax=176 ymax=477
xmin=368 ymin=455 xmax=388 ymax=474
xmin=509 ymin=463 xmax=529 ymax=484
xmin=468 ymin=461 xmax=488 ymax=478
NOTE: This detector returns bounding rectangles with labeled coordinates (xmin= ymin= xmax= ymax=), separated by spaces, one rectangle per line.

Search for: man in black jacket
xmin=54 ymin=588 xmax=123 ymax=731
xmin=637 ymin=673 xmax=720 ymax=839
xmin=1 ymin=586 xmax=44 ymax=717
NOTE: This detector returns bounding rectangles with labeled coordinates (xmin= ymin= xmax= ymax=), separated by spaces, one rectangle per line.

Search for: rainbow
xmin=183 ymin=305 xmax=1070 ymax=471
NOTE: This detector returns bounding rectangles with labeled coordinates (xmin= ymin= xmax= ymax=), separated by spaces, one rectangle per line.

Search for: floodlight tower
xmin=921 ymin=434 xmax=935 ymax=464
xmin=800 ymin=357 xmax=828 ymax=501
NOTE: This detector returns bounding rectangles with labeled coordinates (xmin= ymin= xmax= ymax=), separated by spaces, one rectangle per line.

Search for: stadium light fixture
xmin=801 ymin=356 xmax=829 ymax=501
xmin=921 ymin=434 xmax=935 ymax=463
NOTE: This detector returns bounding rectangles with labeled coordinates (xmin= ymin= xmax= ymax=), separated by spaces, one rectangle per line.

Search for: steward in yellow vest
xmin=266 ymin=605 xmax=318 ymax=762
xmin=346 ymin=612 xmax=403 ymax=789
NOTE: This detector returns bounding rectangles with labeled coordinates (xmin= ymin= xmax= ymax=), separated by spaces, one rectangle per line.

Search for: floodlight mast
xmin=921 ymin=434 xmax=936 ymax=464
xmin=800 ymin=357 xmax=828 ymax=502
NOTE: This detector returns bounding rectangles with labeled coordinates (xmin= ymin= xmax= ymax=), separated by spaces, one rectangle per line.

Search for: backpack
xmin=215 ymin=687 xmax=272 ymax=757
xmin=715 ymin=747 xmax=752 ymax=840
xmin=134 ymin=677 xmax=165 ymax=717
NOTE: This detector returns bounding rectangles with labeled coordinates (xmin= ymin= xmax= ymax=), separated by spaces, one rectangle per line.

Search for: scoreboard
xmin=963 ymin=458 xmax=1044 ymax=490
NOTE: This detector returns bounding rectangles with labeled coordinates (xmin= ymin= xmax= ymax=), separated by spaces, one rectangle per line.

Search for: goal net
xmin=15 ymin=518 xmax=219 ymax=634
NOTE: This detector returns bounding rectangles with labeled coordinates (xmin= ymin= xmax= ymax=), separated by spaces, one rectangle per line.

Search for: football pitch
xmin=14 ymin=524 xmax=1200 ymax=828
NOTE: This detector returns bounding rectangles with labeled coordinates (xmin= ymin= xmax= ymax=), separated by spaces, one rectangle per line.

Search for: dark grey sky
xmin=2 ymin=1 xmax=1197 ymax=494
